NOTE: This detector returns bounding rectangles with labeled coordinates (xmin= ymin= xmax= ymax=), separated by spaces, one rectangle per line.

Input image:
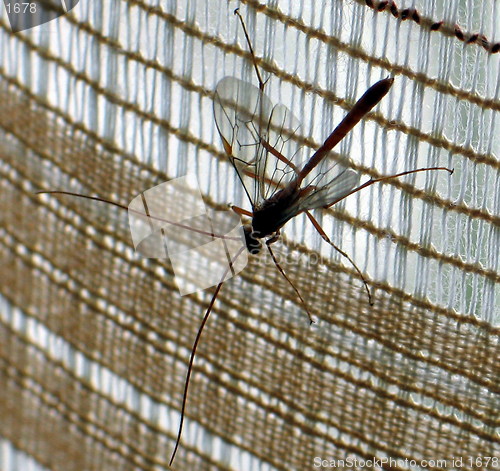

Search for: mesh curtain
xmin=0 ymin=0 xmax=499 ymax=470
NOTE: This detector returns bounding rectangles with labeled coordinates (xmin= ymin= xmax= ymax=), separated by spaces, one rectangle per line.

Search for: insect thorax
xmin=251 ymin=183 xmax=301 ymax=239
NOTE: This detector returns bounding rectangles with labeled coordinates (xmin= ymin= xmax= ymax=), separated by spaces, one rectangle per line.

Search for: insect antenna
xmin=169 ymin=245 xmax=247 ymax=466
xmin=231 ymin=10 xmax=316 ymax=324
xmin=36 ymin=190 xmax=131 ymax=211
xmin=234 ymin=8 xmax=266 ymax=92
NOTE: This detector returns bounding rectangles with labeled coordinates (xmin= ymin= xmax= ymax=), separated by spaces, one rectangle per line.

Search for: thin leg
xmin=266 ymin=239 xmax=315 ymax=325
xmin=36 ymin=190 xmax=240 ymax=241
xmin=169 ymin=245 xmax=246 ymax=466
xmin=306 ymin=210 xmax=374 ymax=306
xmin=231 ymin=205 xmax=253 ymax=218
xmin=325 ymin=167 xmax=453 ymax=208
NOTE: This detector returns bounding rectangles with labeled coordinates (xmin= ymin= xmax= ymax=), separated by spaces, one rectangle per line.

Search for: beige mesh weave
xmin=0 ymin=0 xmax=499 ymax=470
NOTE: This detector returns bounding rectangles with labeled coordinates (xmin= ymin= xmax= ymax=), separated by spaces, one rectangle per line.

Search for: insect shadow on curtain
xmin=36 ymin=8 xmax=453 ymax=466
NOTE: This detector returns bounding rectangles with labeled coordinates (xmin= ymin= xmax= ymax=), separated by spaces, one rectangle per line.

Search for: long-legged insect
xmin=165 ymin=9 xmax=453 ymax=465
xmin=38 ymin=9 xmax=453 ymax=467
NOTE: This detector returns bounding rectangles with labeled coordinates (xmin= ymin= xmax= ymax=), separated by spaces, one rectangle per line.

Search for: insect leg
xmin=169 ymin=245 xmax=247 ymax=466
xmin=305 ymin=210 xmax=374 ymax=306
xmin=324 ymin=167 xmax=454 ymax=208
xmin=230 ymin=205 xmax=253 ymax=218
xmin=266 ymin=238 xmax=315 ymax=325
xmin=36 ymin=190 xmax=239 ymax=241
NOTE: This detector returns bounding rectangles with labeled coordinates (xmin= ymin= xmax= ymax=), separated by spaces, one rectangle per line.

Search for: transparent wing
xmin=294 ymin=158 xmax=361 ymax=212
xmin=262 ymin=103 xmax=303 ymax=199
xmin=213 ymin=77 xmax=303 ymax=206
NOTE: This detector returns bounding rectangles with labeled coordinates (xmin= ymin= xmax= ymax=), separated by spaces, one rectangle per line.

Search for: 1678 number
xmin=5 ymin=3 xmax=37 ymax=14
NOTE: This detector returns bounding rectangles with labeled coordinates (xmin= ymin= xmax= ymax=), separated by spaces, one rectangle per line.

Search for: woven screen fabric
xmin=0 ymin=0 xmax=499 ymax=470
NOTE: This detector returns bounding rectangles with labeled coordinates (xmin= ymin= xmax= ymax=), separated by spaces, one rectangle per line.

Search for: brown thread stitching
xmin=2 ymin=78 xmax=498 ymax=298
xmin=2 ymin=4 xmax=496 ymax=460
xmin=0 ymin=240 xmax=442 ymax=469
xmin=221 ymin=270 xmax=500 ymax=398
xmin=0 ymin=63 xmax=498 ymax=229
xmin=0 ymin=158 xmax=333 ymax=322
xmin=192 ymin=260 xmax=500 ymax=402
xmin=0 ymin=167 xmax=176 ymax=289
xmin=271 ymin=201 xmax=500 ymax=295
xmin=207 ymin=306 xmax=496 ymax=426
xmin=0 ymin=68 xmax=168 ymax=179
xmin=2 ymin=155 xmax=497 ymax=338
xmin=2 ymin=218 xmax=499 ymax=411
xmin=1 ymin=248 xmax=496 ymax=447
xmin=0 ymin=350 xmax=227 ymax=470
xmin=281 ymin=235 xmax=500 ymax=333
xmin=1 ymin=17 xmax=499 ymax=172
xmin=1 ymin=22 xmax=498 ymax=286
xmin=239 ymin=0 xmax=500 ymax=114
xmin=322 ymin=207 xmax=500 ymax=283
xmin=4 ymin=106 xmax=498 ymax=285
xmin=2 ymin=70 xmax=496 ymax=229
xmin=1 ymin=78 xmax=499 ymax=285
xmin=2 ymin=145 xmax=497 ymax=339
xmin=362 ymin=0 xmax=500 ymax=54
xmin=230 ymin=4 xmax=500 ymax=168
xmin=317 ymin=151 xmax=499 ymax=227
xmin=55 ymin=0 xmax=491 ymax=121
xmin=26 ymin=0 xmax=500 ymax=127
xmin=4 ymin=176 xmax=500 ymax=428
xmin=0 ymin=339 xmax=408 ymax=471
xmin=4 ymin=3 xmax=500 ymax=175
xmin=0 ymin=325 xmax=230 ymax=470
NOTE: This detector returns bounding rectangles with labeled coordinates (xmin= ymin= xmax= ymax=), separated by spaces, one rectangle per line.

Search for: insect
xmin=165 ymin=10 xmax=453 ymax=465
xmin=37 ymin=9 xmax=453 ymax=467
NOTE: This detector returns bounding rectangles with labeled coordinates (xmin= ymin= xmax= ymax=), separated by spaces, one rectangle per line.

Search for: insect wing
xmin=296 ymin=161 xmax=361 ymax=212
xmin=214 ymin=77 xmax=271 ymax=204
xmin=259 ymin=102 xmax=303 ymax=200
xmin=213 ymin=77 xmax=303 ymax=204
